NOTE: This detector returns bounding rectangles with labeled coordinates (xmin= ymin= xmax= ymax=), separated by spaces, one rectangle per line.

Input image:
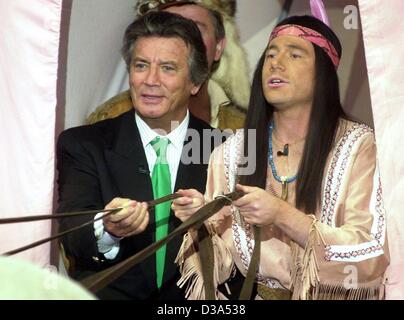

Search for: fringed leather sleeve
xmin=290 ymin=216 xmax=322 ymax=300
xmin=175 ymin=222 xmax=234 ymax=300
xmin=289 ymin=126 xmax=389 ymax=300
xmin=291 ymin=215 xmax=387 ymax=300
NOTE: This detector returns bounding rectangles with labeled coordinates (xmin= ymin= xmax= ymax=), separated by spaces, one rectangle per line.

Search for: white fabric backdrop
xmin=65 ymin=0 xmax=135 ymax=128
xmin=0 ymin=0 xmax=62 ymax=265
xmin=359 ymin=0 xmax=404 ymax=299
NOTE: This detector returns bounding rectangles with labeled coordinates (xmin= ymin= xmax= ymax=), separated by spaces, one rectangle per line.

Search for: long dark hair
xmin=239 ymin=15 xmax=347 ymax=214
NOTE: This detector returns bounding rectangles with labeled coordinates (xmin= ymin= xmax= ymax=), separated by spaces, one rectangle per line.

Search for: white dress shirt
xmin=94 ymin=111 xmax=190 ymax=259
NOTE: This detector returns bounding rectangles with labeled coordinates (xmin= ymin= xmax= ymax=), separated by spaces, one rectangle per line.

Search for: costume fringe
xmin=175 ymin=233 xmax=204 ymax=299
xmin=291 ymin=216 xmax=324 ymax=300
xmin=175 ymin=227 xmax=234 ymax=300
xmin=291 ymin=216 xmax=384 ymax=300
xmin=311 ymin=282 xmax=381 ymax=300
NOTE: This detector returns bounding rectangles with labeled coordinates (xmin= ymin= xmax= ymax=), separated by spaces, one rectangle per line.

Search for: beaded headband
xmin=269 ymin=24 xmax=340 ymax=68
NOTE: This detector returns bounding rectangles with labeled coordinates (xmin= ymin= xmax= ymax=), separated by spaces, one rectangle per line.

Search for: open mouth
xmin=141 ymin=94 xmax=164 ymax=104
xmin=268 ymin=77 xmax=289 ymax=88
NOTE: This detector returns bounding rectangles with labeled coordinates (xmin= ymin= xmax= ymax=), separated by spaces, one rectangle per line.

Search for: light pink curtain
xmin=359 ymin=0 xmax=404 ymax=299
xmin=0 ymin=0 xmax=62 ymax=266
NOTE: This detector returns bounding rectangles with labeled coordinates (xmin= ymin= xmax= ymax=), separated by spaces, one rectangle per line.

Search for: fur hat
xmin=135 ymin=0 xmax=236 ymax=18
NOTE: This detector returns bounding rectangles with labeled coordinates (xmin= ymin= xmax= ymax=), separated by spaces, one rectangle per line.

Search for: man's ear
xmin=190 ymin=84 xmax=202 ymax=96
xmin=214 ymin=37 xmax=227 ymax=62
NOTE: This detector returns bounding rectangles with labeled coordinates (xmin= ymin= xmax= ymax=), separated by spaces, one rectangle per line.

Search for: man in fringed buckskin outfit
xmin=172 ymin=15 xmax=389 ymax=300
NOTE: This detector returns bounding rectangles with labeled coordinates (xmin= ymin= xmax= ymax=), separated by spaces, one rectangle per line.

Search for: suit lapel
xmin=104 ymin=111 xmax=153 ymax=202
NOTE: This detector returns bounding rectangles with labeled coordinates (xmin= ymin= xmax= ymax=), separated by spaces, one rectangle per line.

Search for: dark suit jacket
xmin=56 ymin=110 xmax=218 ymax=300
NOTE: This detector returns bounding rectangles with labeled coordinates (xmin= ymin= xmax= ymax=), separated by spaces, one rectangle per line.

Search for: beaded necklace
xmin=268 ymin=121 xmax=298 ymax=200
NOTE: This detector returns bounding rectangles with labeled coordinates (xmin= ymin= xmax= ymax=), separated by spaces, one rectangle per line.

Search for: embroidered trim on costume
xmin=370 ymin=172 xmax=386 ymax=244
xmin=321 ymin=123 xmax=371 ymax=226
xmin=325 ymin=240 xmax=383 ymax=262
xmin=320 ymin=123 xmax=386 ymax=262
xmin=224 ymin=130 xmax=283 ymax=289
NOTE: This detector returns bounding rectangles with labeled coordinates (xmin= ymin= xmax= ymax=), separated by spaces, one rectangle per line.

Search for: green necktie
xmin=150 ymin=137 xmax=172 ymax=289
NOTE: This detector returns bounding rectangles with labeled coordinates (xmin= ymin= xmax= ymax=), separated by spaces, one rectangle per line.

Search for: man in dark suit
xmin=57 ymin=11 xmax=218 ymax=300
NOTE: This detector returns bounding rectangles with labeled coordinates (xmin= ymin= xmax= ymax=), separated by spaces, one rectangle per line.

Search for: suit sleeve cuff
xmin=94 ymin=212 xmax=122 ymax=259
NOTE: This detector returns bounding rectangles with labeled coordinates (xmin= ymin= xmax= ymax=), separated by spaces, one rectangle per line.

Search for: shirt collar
xmin=135 ymin=110 xmax=190 ymax=150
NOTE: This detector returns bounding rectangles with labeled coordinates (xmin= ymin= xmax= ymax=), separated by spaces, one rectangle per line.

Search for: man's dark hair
xmin=240 ymin=15 xmax=347 ymax=215
xmin=121 ymin=11 xmax=209 ymax=86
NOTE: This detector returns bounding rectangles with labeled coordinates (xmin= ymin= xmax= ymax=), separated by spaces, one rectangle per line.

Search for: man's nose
xmin=270 ymin=54 xmax=285 ymax=71
xmin=144 ymin=66 xmax=160 ymax=86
